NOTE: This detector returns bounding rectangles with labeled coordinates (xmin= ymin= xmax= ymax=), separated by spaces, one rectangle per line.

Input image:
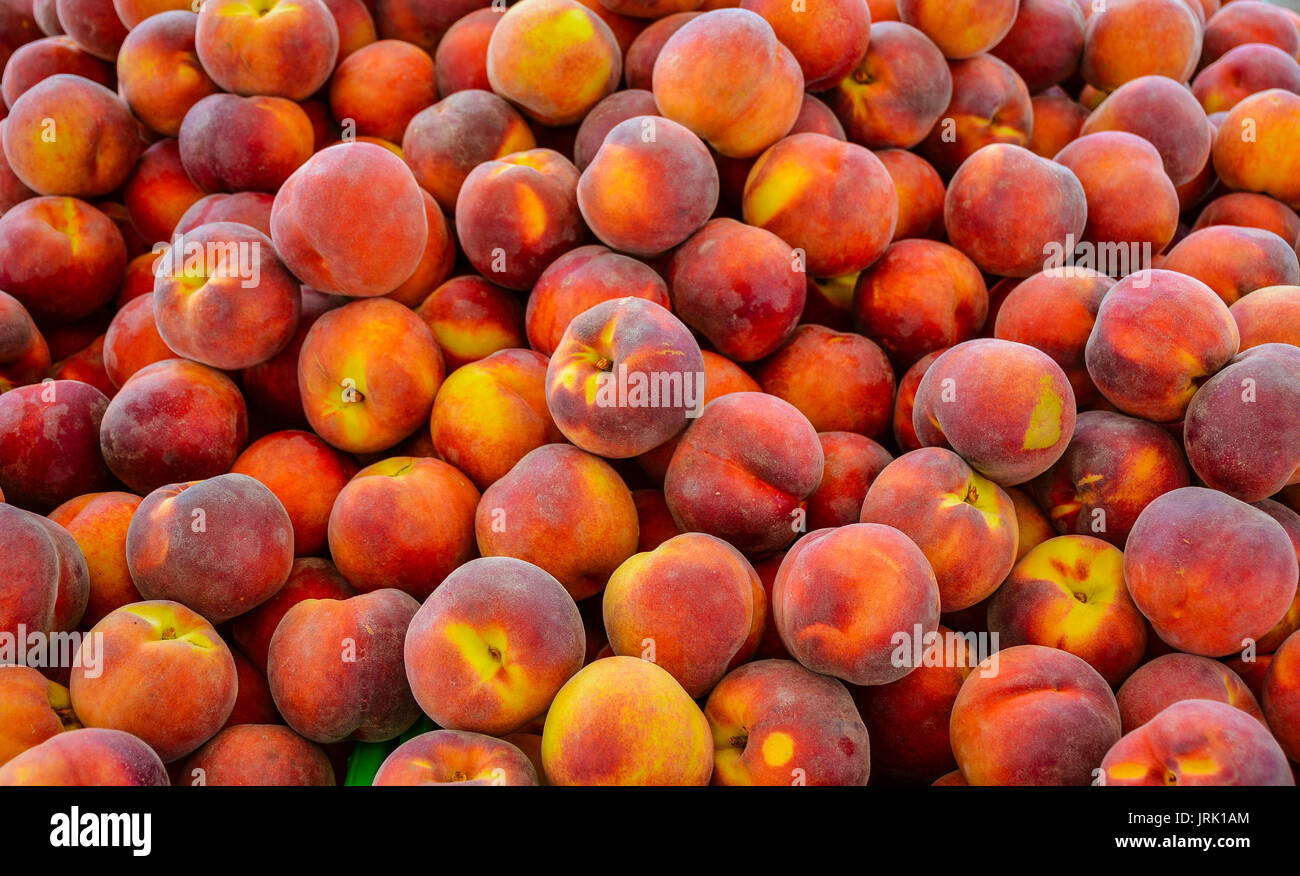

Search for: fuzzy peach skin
xmin=0 ymin=379 xmax=113 ymax=511
xmin=706 ymin=659 xmax=869 ymax=786
xmin=1117 ymin=653 xmax=1266 ymax=734
xmin=126 ymin=474 xmax=294 ymax=624
xmin=541 ymin=655 xmax=713 ymax=785
xmin=989 ymin=0 xmax=1085 ymax=92
xmin=1196 ymin=194 xmax=1300 ymax=254
xmin=404 ymin=556 xmax=584 ymax=735
xmin=1202 ymin=0 xmax=1299 ymax=67
xmin=912 ymin=338 xmax=1077 ymax=486
xmin=1193 ymin=44 xmax=1300 ymax=115
xmin=99 ymin=359 xmax=248 ymax=495
xmin=664 ymin=392 xmax=823 ymax=556
xmin=230 ymin=430 xmax=359 ymax=557
xmin=454 ymin=148 xmax=582 ymax=292
xmin=1212 ymin=86 xmax=1300 ymax=203
xmin=852 ymin=624 xmax=974 ymax=784
xmin=739 ymin=0 xmax=868 ymax=90
xmin=433 ymin=7 xmax=496 ymax=96
xmin=526 ymin=245 xmax=670 ymax=357
xmin=861 ymin=448 xmax=1017 ymax=612
xmin=297 ymin=298 xmax=444 ymax=455
xmin=1125 ymin=487 xmax=1298 ymax=658
xmin=1162 ymin=227 xmax=1299 ymax=305
xmin=116 ymin=11 xmax=221 ymax=138
xmin=477 ymin=444 xmax=639 ymax=601
xmin=329 ymin=39 xmax=436 ymax=144
xmin=743 ymin=133 xmax=897 ymax=279
xmin=944 ymin=144 xmax=1087 ymax=279
xmin=898 ymin=0 xmax=1017 ymax=59
xmin=69 ymin=601 xmax=237 ymax=763
xmin=652 ymin=8 xmax=802 ymax=159
xmin=102 ymin=295 xmax=177 ymax=389
xmin=122 ymin=140 xmax=204 ymax=247
xmin=48 ymin=492 xmax=143 ymax=627
xmin=602 ymin=533 xmax=756 ymax=698
xmin=178 ymin=724 xmax=334 ymax=786
xmin=1184 ymin=344 xmax=1300 ymax=502
xmin=374 ymin=729 xmax=538 ymax=786
xmin=430 ymin=348 xmax=562 ymax=490
xmin=774 ymin=523 xmax=941 ymax=686
xmin=1027 ymin=87 xmax=1089 ymax=159
xmin=1079 ymin=0 xmax=1200 ymax=92
xmin=415 ymin=275 xmax=526 ymax=370
xmin=622 ymin=11 xmax=697 ymax=89
xmin=1263 ymin=630 xmax=1300 ymax=760
xmin=327 ymin=456 xmax=479 ymax=600
xmin=0 ymin=728 xmax=169 ymax=786
xmin=230 ymin=558 xmax=355 ymax=674
xmin=1232 ymin=285 xmax=1300 ymax=350
xmin=989 ymin=535 xmax=1147 ymax=687
xmin=919 ymin=54 xmax=1033 ymax=176
xmin=0 ymin=503 xmax=63 ymax=636
xmin=1 ymin=74 xmax=139 ymax=198
xmin=572 ymin=89 xmax=660 ymax=171
xmin=1033 ymin=410 xmax=1191 ymax=549
xmin=1085 ymin=270 xmax=1240 ymax=424
xmin=0 ymin=666 xmax=77 ymax=767
xmin=175 ymin=192 xmax=274 ymax=239
xmin=546 ymin=297 xmax=704 ymax=459
xmin=178 ymin=93 xmax=314 ymax=194
xmin=1253 ymin=499 xmax=1300 ymax=653
xmin=0 ymin=290 xmax=48 ymax=391
xmin=875 ymin=149 xmax=944 ymax=242
xmin=31 ymin=512 xmax=89 ymax=634
xmin=0 ymin=196 xmax=127 ymax=324
xmin=271 ymin=143 xmax=428 ymax=298
xmin=853 ymin=240 xmax=987 ymax=370
xmin=194 ymin=0 xmax=338 ymax=100
xmin=1100 ymin=699 xmax=1293 ymax=786
xmin=578 ymin=115 xmax=718 ymax=257
xmin=267 ymin=589 xmax=422 ymax=744
xmin=950 ymin=644 xmax=1122 ymax=786
xmin=1 ymin=35 xmax=112 ymax=107
xmin=1083 ymin=83 xmax=1210 ymax=192
xmin=385 ymin=189 xmax=456 ymax=310
xmin=806 ymin=432 xmax=892 ymax=531
xmin=668 ymin=218 xmax=805 ymax=363
xmin=826 ymin=21 xmax=951 ymax=150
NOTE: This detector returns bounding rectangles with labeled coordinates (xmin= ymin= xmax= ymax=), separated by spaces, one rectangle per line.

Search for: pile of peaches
xmin=1 ymin=0 xmax=1299 ymax=787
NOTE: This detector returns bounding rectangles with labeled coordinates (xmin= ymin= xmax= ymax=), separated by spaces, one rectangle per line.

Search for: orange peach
xmin=572 ymin=88 xmax=659 ymax=171
xmin=0 ymin=666 xmax=77 ymax=766
xmin=229 ymin=557 xmax=355 ymax=674
xmin=179 ymin=724 xmax=334 ymax=786
xmin=330 ymin=39 xmax=437 ymax=143
xmin=1231 ymin=284 xmax=1300 ymax=350
xmin=194 ymin=0 xmax=339 ymax=100
xmin=1212 ymin=88 xmax=1300 ymax=210
xmin=1162 ymin=226 xmax=1299 ymax=305
xmin=52 ymin=0 xmax=125 ymax=60
xmin=122 ymin=140 xmax=204 ymax=247
xmin=0 ymin=727 xmax=168 ymax=786
xmin=434 ymin=7 xmax=498 ymax=96
xmin=1195 ymin=192 xmax=1300 ymax=254
xmin=116 ymin=11 xmax=220 ymax=137
xmin=102 ymin=293 xmax=177 ymax=388
xmin=919 ymin=54 xmax=1033 ymax=176
xmin=898 ymin=0 xmax=1018 ymax=58
xmin=622 ymin=10 xmax=697 ymax=90
xmin=989 ymin=0 xmax=1085 ymax=92
xmin=875 ymin=149 xmax=944 ymax=242
xmin=1080 ymin=0 xmax=1201 ymax=92
xmin=414 ymin=274 xmax=525 ymax=371
xmin=1203 ymin=0 xmax=1299 ymax=68
xmin=374 ymin=729 xmax=539 ymax=786
xmin=1263 ymin=629 xmax=1300 ymax=761
xmin=806 ymin=432 xmax=892 ymax=531
xmin=1027 ymin=87 xmax=1090 ymax=159
xmin=0 ymin=35 xmax=111 ymax=108
xmin=1193 ymin=43 xmax=1300 ymax=114
xmin=1116 ymin=653 xmax=1266 ymax=733
xmin=740 ymin=0 xmax=870 ymax=90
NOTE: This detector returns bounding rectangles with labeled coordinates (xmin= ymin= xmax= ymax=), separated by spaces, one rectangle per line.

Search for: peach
xmin=919 ymin=54 xmax=1033 ymax=176
xmin=664 ymin=392 xmax=822 ymax=555
xmin=50 ymin=336 xmax=113 ymax=398
xmin=1211 ymin=88 xmax=1300 ymax=209
xmin=875 ymin=149 xmax=944 ymax=242
xmin=944 ymin=144 xmax=1087 ymax=278
xmin=707 ymin=659 xmax=870 ymax=785
xmin=0 ymin=380 xmax=113 ymax=510
xmin=622 ymin=10 xmax=697 ymax=90
xmin=102 ymin=293 xmax=176 ymax=388
xmin=454 ymin=148 xmax=582 ymax=291
xmin=827 ymin=21 xmax=952 ymax=150
xmin=178 ymin=94 xmax=314 ymax=194
xmin=297 ymin=297 xmax=443 ymax=454
xmin=1184 ymin=343 xmax=1300 ymax=502
xmin=477 ymin=443 xmax=639 ymax=601
xmin=805 ymin=432 xmax=892 ymax=531
xmin=70 ymin=601 xmax=237 ymax=762
xmin=0 ymin=727 xmax=168 ymax=786
xmin=0 ymin=35 xmax=111 ymax=108
xmin=651 ymin=8 xmax=803 ymax=159
xmin=773 ymin=522 xmax=940 ymax=686
xmin=0 ymin=196 xmax=126 ymax=323
xmin=853 ymin=239 xmax=987 ymax=369
xmin=434 ymin=7 xmax=498 ymax=96
xmin=898 ymin=0 xmax=1017 ymax=59
xmin=1081 ymin=76 xmax=1213 ymax=188
xmin=330 ymin=39 xmax=437 ymax=144
xmin=1080 ymin=0 xmax=1201 ymax=92
xmin=743 ymin=133 xmax=897 ymax=278
xmin=0 ymin=119 xmax=35 ymax=214
xmin=405 ymin=556 xmax=584 ymax=735
xmin=54 ymin=0 xmax=126 ymax=59
xmin=116 ymin=11 xmax=220 ymax=138
xmin=1203 ymin=0 xmax=1299 ymax=68
xmin=99 ymin=358 xmax=248 ymax=496
xmin=1100 ymin=699 xmax=1293 ymax=786
xmin=1027 ymin=87 xmax=1090 ymax=159
xmin=579 ymin=115 xmax=718 ymax=257
xmin=1196 ymin=192 xmax=1300 ymax=253
xmin=416 ymin=275 xmax=526 ymax=370
xmin=228 ymin=560 xmax=353 ymax=677
xmin=1231 ymin=284 xmax=1300 ymax=350
xmin=526 ymin=245 xmax=669 ymax=357
xmin=989 ymin=0 xmax=1084 ymax=92
xmin=950 ymin=644 xmax=1122 ymax=785
xmin=1125 ymin=487 xmax=1297 ymax=657
xmin=754 ymin=324 xmax=894 ymax=439
xmin=739 ymin=0 xmax=870 ymax=91
xmin=384 ymin=190 xmax=457 ymax=308
xmin=603 ymin=532 xmax=757 ymax=697
xmin=174 ymin=192 xmax=273 ymax=239
xmin=373 ymin=0 xmax=485 ymax=53
xmin=122 ymin=140 xmax=204 ymax=247
xmin=373 ymin=729 xmax=539 ymax=786
xmin=0 ymin=503 xmax=64 ymax=635
xmin=1033 ymin=410 xmax=1191 ymax=548
xmin=632 ymin=489 xmax=682 ymax=551
xmin=267 ymin=588 xmax=421 ymax=744
xmin=0 ymin=666 xmax=77 ymax=766
xmin=1263 ymin=630 xmax=1300 ymax=760
xmin=320 ymin=0 xmax=376 ymax=59
xmin=230 ymin=431 xmax=359 ymax=557
xmin=1085 ymin=269 xmax=1240 ymax=423
xmin=668 ymin=218 xmax=805 ymax=362
xmin=1117 ymin=653 xmax=1266 ymax=733
xmin=271 ymin=143 xmax=429 ymax=297
xmin=541 ymin=655 xmax=713 ymax=785
xmin=1161 ymin=226 xmax=1300 ymax=305
xmin=2 ymin=74 xmax=138 ymax=198
xmin=402 ymin=89 xmax=537 ymax=214
xmin=194 ymin=0 xmax=339 ymax=100
xmin=486 ymin=0 xmax=620 ymax=126
xmin=912 ymin=338 xmax=1077 ymax=486
xmin=1193 ymin=43 xmax=1300 ymax=114
xmin=571 ymin=88 xmax=658 ymax=171
xmin=327 ymin=457 xmax=478 ymax=599
xmin=179 ymin=724 xmax=334 ymax=786
xmin=47 ymin=492 xmax=142 ymax=628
